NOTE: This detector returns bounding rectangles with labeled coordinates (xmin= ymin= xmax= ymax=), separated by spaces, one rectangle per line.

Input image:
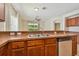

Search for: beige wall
xmin=5 ymin=3 xmax=27 ymax=31
xmin=5 ymin=3 xmax=18 ymax=31
xmin=0 ymin=22 xmax=5 ymax=31
xmin=19 ymin=15 xmax=28 ymax=31
xmin=5 ymin=3 xmax=28 ymax=31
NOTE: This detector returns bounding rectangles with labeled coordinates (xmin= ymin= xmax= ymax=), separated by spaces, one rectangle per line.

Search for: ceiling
xmin=12 ymin=3 xmax=79 ymax=21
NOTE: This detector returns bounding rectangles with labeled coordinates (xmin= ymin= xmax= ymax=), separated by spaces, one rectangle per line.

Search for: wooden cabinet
xmin=45 ymin=39 xmax=57 ymax=44
xmin=11 ymin=41 xmax=25 ymax=49
xmin=27 ymin=39 xmax=57 ymax=56
xmin=8 ymin=39 xmax=57 ymax=56
xmin=45 ymin=44 xmax=57 ymax=56
xmin=0 ymin=3 xmax=5 ymax=21
xmin=68 ymin=19 xmax=72 ymax=26
xmin=0 ymin=44 xmax=8 ymax=56
xmin=76 ymin=17 xmax=79 ymax=25
xmin=71 ymin=18 xmax=76 ymax=26
xmin=27 ymin=40 xmax=44 ymax=46
xmin=66 ymin=16 xmax=79 ymax=27
xmin=66 ymin=18 xmax=71 ymax=27
xmin=0 ymin=36 xmax=76 ymax=56
xmin=11 ymin=48 xmax=25 ymax=56
xmin=66 ymin=18 xmax=76 ymax=27
xmin=72 ymin=36 xmax=77 ymax=56
xmin=8 ymin=41 xmax=26 ymax=56
xmin=27 ymin=45 xmax=44 ymax=56
xmin=27 ymin=40 xmax=44 ymax=56
xmin=45 ymin=39 xmax=57 ymax=56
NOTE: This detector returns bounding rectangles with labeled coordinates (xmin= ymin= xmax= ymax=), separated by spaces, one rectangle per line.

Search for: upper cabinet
xmin=76 ymin=17 xmax=79 ymax=25
xmin=66 ymin=16 xmax=79 ymax=27
xmin=0 ymin=3 xmax=5 ymax=21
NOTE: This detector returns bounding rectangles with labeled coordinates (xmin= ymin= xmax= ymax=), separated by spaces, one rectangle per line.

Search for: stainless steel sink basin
xmin=27 ymin=34 xmax=52 ymax=38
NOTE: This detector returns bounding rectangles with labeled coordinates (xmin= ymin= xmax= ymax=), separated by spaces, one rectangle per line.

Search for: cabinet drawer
xmin=11 ymin=42 xmax=25 ymax=49
xmin=27 ymin=45 xmax=44 ymax=56
xmin=45 ymin=39 xmax=57 ymax=44
xmin=11 ymin=48 xmax=25 ymax=56
xmin=27 ymin=40 xmax=44 ymax=46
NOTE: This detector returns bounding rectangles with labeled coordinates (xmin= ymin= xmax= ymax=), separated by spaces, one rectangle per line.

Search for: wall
xmin=18 ymin=16 xmax=48 ymax=31
xmin=44 ymin=9 xmax=79 ymax=31
xmin=42 ymin=16 xmax=64 ymax=31
xmin=49 ymin=9 xmax=79 ymax=44
xmin=19 ymin=8 xmax=79 ymax=31
xmin=5 ymin=3 xmax=19 ymax=31
xmin=3 ymin=4 xmax=79 ymax=31
xmin=0 ymin=22 xmax=5 ymax=31
xmin=19 ymin=15 xmax=28 ymax=31
xmin=63 ymin=9 xmax=79 ymax=32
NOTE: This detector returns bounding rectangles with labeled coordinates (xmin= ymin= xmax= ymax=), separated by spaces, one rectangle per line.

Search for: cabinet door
xmin=68 ymin=19 xmax=71 ymax=26
xmin=0 ymin=3 xmax=5 ymax=21
xmin=65 ymin=19 xmax=69 ymax=27
xmin=0 ymin=44 xmax=8 ymax=56
xmin=71 ymin=18 xmax=76 ymax=26
xmin=27 ymin=45 xmax=44 ymax=56
xmin=11 ymin=48 xmax=25 ymax=56
xmin=67 ymin=19 xmax=71 ymax=26
xmin=76 ymin=17 xmax=79 ymax=25
xmin=45 ymin=44 xmax=57 ymax=56
xmin=72 ymin=36 xmax=77 ymax=56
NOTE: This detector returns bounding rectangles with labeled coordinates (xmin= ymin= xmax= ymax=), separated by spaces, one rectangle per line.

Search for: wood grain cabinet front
xmin=27 ymin=40 xmax=44 ymax=46
xmin=45 ymin=44 xmax=57 ymax=56
xmin=72 ymin=36 xmax=77 ymax=56
xmin=11 ymin=41 xmax=25 ymax=49
xmin=26 ymin=39 xmax=57 ymax=56
xmin=0 ymin=3 xmax=5 ymax=21
xmin=11 ymin=48 xmax=25 ymax=56
xmin=45 ymin=39 xmax=57 ymax=44
xmin=44 ymin=39 xmax=57 ymax=56
xmin=66 ymin=17 xmax=79 ymax=27
xmin=68 ymin=19 xmax=71 ymax=26
xmin=8 ymin=41 xmax=26 ymax=56
xmin=66 ymin=18 xmax=71 ymax=27
xmin=0 ymin=44 xmax=8 ymax=56
xmin=76 ymin=17 xmax=79 ymax=25
xmin=71 ymin=18 xmax=76 ymax=26
xmin=27 ymin=45 xmax=44 ymax=56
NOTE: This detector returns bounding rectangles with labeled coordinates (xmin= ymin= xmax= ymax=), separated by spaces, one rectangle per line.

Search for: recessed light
xmin=34 ymin=7 xmax=39 ymax=11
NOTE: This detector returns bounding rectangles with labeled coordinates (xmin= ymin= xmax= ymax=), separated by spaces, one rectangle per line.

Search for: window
xmin=28 ymin=23 xmax=39 ymax=31
xmin=54 ymin=23 xmax=61 ymax=30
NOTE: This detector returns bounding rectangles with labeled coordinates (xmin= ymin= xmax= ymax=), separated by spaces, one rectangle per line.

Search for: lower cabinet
xmin=7 ymin=39 xmax=58 ymax=56
xmin=8 ymin=41 xmax=26 ymax=56
xmin=45 ymin=44 xmax=57 ymax=56
xmin=11 ymin=48 xmax=25 ymax=56
xmin=72 ymin=36 xmax=77 ymax=56
xmin=0 ymin=36 xmax=77 ymax=56
xmin=27 ymin=45 xmax=44 ymax=56
xmin=0 ymin=44 xmax=8 ymax=56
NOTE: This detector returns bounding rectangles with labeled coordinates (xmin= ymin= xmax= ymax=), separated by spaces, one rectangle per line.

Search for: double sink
xmin=27 ymin=34 xmax=52 ymax=38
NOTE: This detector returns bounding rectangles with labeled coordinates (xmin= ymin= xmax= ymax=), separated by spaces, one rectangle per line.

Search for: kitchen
xmin=0 ymin=3 xmax=79 ymax=56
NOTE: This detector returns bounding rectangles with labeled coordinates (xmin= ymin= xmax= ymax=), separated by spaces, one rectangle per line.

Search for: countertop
xmin=0 ymin=33 xmax=77 ymax=48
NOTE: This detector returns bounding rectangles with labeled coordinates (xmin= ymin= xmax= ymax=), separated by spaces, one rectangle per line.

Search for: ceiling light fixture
xmin=34 ymin=7 xmax=39 ymax=11
xmin=42 ymin=7 xmax=47 ymax=10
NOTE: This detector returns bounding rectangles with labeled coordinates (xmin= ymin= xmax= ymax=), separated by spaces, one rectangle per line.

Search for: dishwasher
xmin=57 ymin=37 xmax=72 ymax=56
